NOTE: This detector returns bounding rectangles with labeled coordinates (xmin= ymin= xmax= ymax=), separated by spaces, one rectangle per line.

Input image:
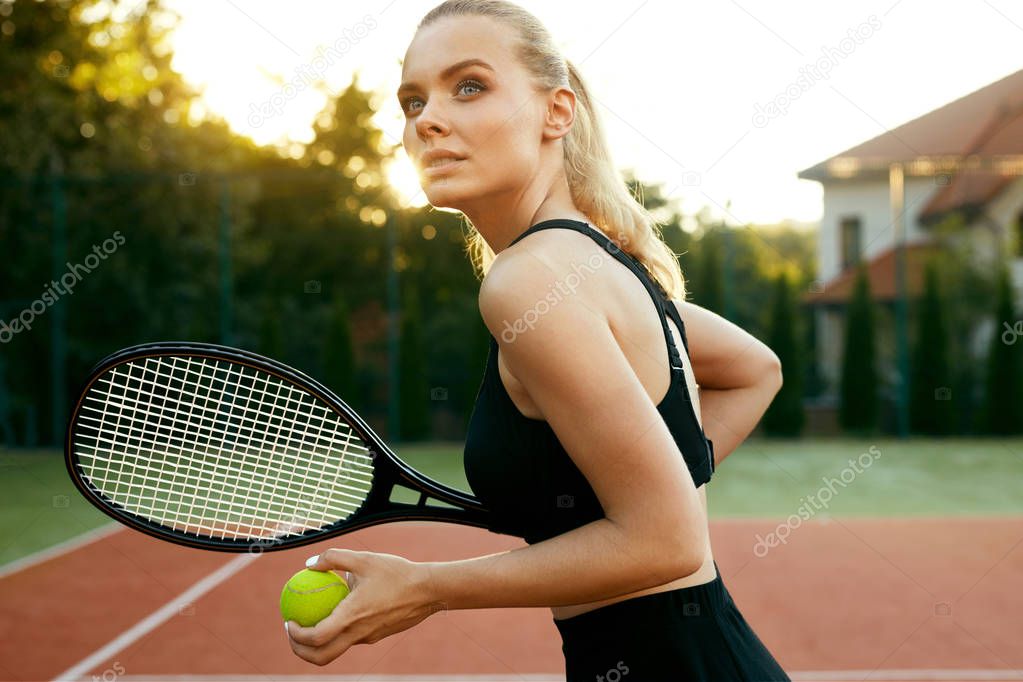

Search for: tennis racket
xmin=64 ymin=341 xmax=492 ymax=553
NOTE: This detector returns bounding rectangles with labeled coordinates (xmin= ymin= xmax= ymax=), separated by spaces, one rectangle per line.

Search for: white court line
xmin=53 ymin=553 xmax=260 ymax=682
xmin=98 ymin=672 xmax=1023 ymax=682
xmin=0 ymin=523 xmax=123 ymax=580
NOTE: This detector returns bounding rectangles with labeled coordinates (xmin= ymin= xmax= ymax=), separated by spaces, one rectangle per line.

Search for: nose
xmin=414 ymin=98 xmax=450 ymax=141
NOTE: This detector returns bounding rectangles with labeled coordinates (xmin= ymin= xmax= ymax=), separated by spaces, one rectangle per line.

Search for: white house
xmin=798 ymin=67 xmax=1023 ymax=426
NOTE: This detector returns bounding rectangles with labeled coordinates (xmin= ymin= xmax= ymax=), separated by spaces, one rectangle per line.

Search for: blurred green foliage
xmin=0 ymin=0 xmax=817 ymax=446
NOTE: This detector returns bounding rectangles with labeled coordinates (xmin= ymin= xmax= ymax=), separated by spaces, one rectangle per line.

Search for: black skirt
xmin=553 ymin=561 xmax=791 ymax=681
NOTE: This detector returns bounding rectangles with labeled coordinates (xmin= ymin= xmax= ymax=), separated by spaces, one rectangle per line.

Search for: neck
xmin=461 ymin=170 xmax=586 ymax=254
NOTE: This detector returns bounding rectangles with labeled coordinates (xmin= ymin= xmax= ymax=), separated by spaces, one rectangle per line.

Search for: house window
xmin=840 ymin=216 xmax=862 ymax=269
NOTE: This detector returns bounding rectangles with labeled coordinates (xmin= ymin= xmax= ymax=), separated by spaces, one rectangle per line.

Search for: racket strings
xmin=73 ymin=354 xmax=376 ymax=542
xmin=84 ymin=356 xmax=343 ymax=536
xmin=84 ymin=356 xmax=370 ymax=538
xmin=77 ymin=373 xmax=373 ymax=502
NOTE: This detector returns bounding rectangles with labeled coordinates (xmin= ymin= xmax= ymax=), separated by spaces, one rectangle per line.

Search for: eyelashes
xmin=458 ymin=78 xmax=486 ymax=97
xmin=401 ymin=78 xmax=487 ymax=116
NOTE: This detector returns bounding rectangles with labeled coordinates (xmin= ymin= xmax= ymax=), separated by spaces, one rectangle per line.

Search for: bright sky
xmin=162 ymin=0 xmax=1022 ymax=226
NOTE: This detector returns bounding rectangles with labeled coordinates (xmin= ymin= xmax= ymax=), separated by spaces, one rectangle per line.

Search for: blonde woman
xmin=287 ymin=1 xmax=790 ymax=678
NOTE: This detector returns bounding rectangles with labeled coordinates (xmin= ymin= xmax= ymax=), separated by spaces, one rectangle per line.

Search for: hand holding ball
xmin=280 ymin=568 xmax=350 ymax=627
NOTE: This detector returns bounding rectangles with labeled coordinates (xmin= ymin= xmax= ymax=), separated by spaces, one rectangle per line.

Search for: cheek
xmin=471 ymin=104 xmax=540 ymax=170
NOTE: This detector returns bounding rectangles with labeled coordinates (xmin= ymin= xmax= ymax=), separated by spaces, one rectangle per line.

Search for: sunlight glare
xmin=384 ymin=152 xmax=428 ymax=209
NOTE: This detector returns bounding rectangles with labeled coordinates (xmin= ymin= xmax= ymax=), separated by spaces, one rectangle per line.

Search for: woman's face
xmin=398 ymin=16 xmax=550 ymax=211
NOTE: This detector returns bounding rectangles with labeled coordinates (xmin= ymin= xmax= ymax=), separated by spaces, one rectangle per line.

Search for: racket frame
xmin=65 ymin=341 xmax=493 ymax=553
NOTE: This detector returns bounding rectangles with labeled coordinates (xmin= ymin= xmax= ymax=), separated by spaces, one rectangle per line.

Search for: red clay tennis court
xmin=1 ymin=516 xmax=1020 ymax=681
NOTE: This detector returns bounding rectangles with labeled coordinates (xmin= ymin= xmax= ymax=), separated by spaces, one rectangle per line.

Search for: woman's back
xmin=463 ymin=218 xmax=719 ymax=618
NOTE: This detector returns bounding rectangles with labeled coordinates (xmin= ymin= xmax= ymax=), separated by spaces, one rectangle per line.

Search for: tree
xmin=692 ymin=228 xmax=724 ymax=314
xmin=928 ymin=213 xmax=996 ymax=433
xmin=323 ymin=295 xmax=359 ymax=408
xmin=0 ymin=0 xmax=253 ymax=444
xmin=762 ymin=270 xmax=804 ymax=435
xmin=838 ymin=265 xmax=879 ymax=433
xmin=398 ymin=283 xmax=430 ymax=442
xmin=258 ymin=298 xmax=285 ymax=360
xmin=981 ymin=264 xmax=1023 ymax=434
xmin=908 ymin=260 xmax=954 ymax=434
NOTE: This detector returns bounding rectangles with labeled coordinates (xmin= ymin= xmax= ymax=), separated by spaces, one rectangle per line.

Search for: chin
xmin=422 ymin=180 xmax=472 ymax=210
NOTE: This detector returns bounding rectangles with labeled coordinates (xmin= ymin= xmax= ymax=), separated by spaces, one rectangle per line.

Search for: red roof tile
xmin=802 ymin=241 xmax=944 ymax=305
xmin=798 ymin=68 xmax=1023 ymax=183
xmin=919 ymin=101 xmax=1023 ymax=223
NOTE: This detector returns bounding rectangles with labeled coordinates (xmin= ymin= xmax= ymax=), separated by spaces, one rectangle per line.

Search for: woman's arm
xmin=425 ymin=516 xmax=689 ymax=611
xmin=674 ymin=301 xmax=783 ymax=466
xmin=424 ymin=241 xmax=709 ymax=611
xmin=285 ymin=248 xmax=712 ymax=662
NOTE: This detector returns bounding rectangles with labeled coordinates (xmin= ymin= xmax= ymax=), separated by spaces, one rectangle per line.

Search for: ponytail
xmin=418 ymin=0 xmax=687 ymax=301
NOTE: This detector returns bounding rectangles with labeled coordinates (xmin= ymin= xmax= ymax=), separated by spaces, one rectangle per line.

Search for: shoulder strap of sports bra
xmin=661 ymin=286 xmax=691 ymax=358
xmin=509 ymin=219 xmax=686 ymax=369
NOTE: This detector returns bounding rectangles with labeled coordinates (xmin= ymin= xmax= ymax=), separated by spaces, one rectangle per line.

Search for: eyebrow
xmin=397 ymin=58 xmax=494 ymax=96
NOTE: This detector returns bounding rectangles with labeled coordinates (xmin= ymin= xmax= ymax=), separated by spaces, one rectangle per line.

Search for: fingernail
xmin=305 ymin=555 xmax=319 ymax=568
xmin=284 ymin=621 xmax=290 ymax=636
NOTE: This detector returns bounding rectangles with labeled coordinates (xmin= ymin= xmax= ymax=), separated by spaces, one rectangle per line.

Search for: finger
xmin=287 ymin=626 xmax=354 ymax=666
xmin=286 ymin=597 xmax=357 ymax=648
xmin=305 ymin=548 xmax=365 ymax=573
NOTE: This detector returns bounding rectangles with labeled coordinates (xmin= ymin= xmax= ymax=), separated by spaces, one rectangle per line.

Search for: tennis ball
xmin=280 ymin=568 xmax=350 ymax=627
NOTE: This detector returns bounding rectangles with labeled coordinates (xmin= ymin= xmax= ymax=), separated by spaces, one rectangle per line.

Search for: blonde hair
xmin=415 ymin=0 xmax=687 ymax=301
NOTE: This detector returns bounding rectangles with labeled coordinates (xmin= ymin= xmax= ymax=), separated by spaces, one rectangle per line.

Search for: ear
xmin=542 ymin=86 xmax=576 ymax=141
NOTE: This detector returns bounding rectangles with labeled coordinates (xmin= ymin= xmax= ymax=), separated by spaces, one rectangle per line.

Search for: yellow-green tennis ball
xmin=280 ymin=568 xmax=350 ymax=627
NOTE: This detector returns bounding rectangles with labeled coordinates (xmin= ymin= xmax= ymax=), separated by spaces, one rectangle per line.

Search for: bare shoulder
xmin=479 ymin=229 xmax=613 ymax=341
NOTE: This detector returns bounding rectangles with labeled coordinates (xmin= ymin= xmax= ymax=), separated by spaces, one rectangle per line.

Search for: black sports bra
xmin=463 ymin=218 xmax=715 ymax=543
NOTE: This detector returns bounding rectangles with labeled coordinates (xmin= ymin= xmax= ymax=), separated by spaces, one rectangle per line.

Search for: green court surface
xmin=399 ymin=437 xmax=1023 ymax=517
xmin=3 ymin=437 xmax=1021 ymax=567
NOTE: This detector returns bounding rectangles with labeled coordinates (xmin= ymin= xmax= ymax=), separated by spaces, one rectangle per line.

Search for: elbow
xmin=657 ymin=547 xmax=705 ymax=584
xmin=624 ymin=521 xmax=707 ymax=586
xmin=669 ymin=552 xmax=705 ymax=581
xmin=677 ymin=533 xmax=710 ymax=579
xmin=660 ymin=521 xmax=710 ymax=582
xmin=764 ymin=350 xmax=783 ymax=393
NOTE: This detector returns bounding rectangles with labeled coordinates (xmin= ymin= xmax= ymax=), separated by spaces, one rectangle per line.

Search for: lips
xmin=420 ymin=149 xmax=466 ymax=170
xmin=419 ymin=152 xmax=466 ymax=177
xmin=427 ymin=158 xmax=461 ymax=168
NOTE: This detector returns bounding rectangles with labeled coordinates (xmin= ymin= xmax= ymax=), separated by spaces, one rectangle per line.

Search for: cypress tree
xmin=909 ymin=259 xmax=954 ymax=434
xmin=259 ymin=299 xmax=284 ymax=360
xmin=0 ymin=356 xmax=11 ymax=447
xmin=323 ymin=295 xmax=359 ymax=408
xmin=982 ymin=264 xmax=1023 ymax=434
xmin=763 ymin=270 xmax=804 ymax=435
xmin=399 ymin=283 xmax=430 ymax=441
xmin=694 ymin=230 xmax=724 ymax=315
xmin=838 ymin=265 xmax=879 ymax=433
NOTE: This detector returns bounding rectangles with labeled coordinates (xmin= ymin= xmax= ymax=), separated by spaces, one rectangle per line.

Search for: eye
xmin=456 ymin=78 xmax=486 ymax=97
xmin=401 ymin=96 xmax=421 ymax=115
xmin=400 ymin=78 xmax=487 ymax=116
